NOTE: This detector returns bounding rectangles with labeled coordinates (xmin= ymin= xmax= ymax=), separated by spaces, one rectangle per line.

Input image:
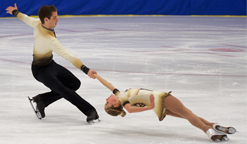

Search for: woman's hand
xmin=88 ymin=69 xmax=97 ymax=79
xmin=124 ymin=94 xmax=155 ymax=113
xmin=6 ymin=3 xmax=18 ymax=15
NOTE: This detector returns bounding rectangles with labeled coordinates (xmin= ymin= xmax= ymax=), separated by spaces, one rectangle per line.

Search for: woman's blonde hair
xmin=105 ymin=104 xmax=126 ymax=117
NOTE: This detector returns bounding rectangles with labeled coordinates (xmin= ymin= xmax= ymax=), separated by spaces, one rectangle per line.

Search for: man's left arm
xmin=49 ymin=38 xmax=97 ymax=79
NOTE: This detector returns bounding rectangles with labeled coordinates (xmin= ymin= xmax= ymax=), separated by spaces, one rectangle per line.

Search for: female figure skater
xmin=94 ymin=74 xmax=236 ymax=142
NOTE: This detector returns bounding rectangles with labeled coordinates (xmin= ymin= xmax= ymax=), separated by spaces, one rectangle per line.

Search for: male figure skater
xmin=6 ymin=3 xmax=99 ymax=123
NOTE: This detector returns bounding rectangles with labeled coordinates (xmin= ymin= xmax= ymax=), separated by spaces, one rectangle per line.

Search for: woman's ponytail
xmin=119 ymin=110 xmax=126 ymax=117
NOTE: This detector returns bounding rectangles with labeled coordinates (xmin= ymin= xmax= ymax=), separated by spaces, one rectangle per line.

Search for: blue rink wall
xmin=1 ymin=0 xmax=246 ymax=17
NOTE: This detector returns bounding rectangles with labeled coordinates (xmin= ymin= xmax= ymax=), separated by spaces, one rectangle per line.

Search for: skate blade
xmin=216 ymin=125 xmax=236 ymax=134
xmin=28 ymin=96 xmax=42 ymax=120
xmin=35 ymin=111 xmax=43 ymax=119
xmin=87 ymin=119 xmax=101 ymax=124
xmin=211 ymin=135 xmax=229 ymax=142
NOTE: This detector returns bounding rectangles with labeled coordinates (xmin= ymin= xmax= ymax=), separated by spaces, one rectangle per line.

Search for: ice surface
xmin=0 ymin=16 xmax=246 ymax=144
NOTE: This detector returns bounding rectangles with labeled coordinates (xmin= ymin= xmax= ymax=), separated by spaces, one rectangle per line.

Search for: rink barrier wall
xmin=1 ymin=15 xmax=246 ymax=20
xmin=1 ymin=0 xmax=246 ymax=17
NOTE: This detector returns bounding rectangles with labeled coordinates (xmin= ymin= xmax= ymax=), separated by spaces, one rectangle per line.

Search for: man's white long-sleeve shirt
xmin=17 ymin=12 xmax=83 ymax=69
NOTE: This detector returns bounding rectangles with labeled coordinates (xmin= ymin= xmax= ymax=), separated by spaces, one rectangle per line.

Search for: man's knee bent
xmin=72 ymin=79 xmax=81 ymax=90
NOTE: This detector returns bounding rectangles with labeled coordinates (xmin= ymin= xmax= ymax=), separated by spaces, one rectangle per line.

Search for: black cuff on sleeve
xmin=12 ymin=10 xmax=19 ymax=16
xmin=123 ymin=101 xmax=130 ymax=106
xmin=81 ymin=65 xmax=90 ymax=74
xmin=113 ymin=88 xmax=120 ymax=95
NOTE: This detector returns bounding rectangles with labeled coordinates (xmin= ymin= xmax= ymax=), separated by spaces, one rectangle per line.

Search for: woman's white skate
xmin=206 ymin=128 xmax=229 ymax=142
xmin=212 ymin=124 xmax=236 ymax=134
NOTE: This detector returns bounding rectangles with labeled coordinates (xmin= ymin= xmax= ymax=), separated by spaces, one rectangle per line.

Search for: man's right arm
xmin=6 ymin=3 xmax=39 ymax=28
xmin=6 ymin=3 xmax=18 ymax=15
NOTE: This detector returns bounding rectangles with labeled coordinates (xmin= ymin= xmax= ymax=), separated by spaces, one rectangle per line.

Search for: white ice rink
xmin=0 ymin=16 xmax=246 ymax=144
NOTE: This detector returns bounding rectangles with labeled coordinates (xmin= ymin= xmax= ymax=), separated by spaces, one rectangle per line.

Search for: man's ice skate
xmin=206 ymin=128 xmax=229 ymax=142
xmin=28 ymin=96 xmax=42 ymax=119
xmin=86 ymin=110 xmax=100 ymax=124
xmin=212 ymin=124 xmax=236 ymax=134
xmin=28 ymin=96 xmax=45 ymax=119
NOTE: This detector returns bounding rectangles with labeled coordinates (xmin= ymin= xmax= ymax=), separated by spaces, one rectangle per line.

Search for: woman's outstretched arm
xmin=94 ymin=74 xmax=116 ymax=92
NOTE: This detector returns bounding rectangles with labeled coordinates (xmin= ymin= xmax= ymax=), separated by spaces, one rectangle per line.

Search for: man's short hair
xmin=38 ymin=5 xmax=57 ymax=24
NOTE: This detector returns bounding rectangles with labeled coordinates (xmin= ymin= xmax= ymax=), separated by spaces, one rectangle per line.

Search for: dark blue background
xmin=1 ymin=0 xmax=246 ymax=17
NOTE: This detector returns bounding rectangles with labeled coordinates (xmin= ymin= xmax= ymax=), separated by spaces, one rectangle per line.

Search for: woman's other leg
xmin=165 ymin=109 xmax=214 ymax=127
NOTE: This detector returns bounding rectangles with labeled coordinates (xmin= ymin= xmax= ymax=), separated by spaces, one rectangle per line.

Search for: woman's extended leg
xmin=162 ymin=95 xmax=231 ymax=142
xmin=164 ymin=109 xmax=214 ymax=127
xmin=163 ymin=95 xmax=211 ymax=133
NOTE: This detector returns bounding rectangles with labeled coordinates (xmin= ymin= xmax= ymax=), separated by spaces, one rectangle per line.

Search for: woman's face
xmin=105 ymin=94 xmax=118 ymax=109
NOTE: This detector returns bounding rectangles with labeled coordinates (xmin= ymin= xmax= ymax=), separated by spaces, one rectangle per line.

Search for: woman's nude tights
xmin=163 ymin=95 xmax=214 ymax=133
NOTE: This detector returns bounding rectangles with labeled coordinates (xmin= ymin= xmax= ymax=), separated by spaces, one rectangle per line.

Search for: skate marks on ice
xmin=0 ymin=16 xmax=246 ymax=143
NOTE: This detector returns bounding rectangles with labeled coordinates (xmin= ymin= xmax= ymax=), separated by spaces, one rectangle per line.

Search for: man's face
xmin=45 ymin=11 xmax=58 ymax=29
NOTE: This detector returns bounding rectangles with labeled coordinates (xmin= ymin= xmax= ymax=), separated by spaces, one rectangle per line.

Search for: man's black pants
xmin=31 ymin=60 xmax=95 ymax=116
